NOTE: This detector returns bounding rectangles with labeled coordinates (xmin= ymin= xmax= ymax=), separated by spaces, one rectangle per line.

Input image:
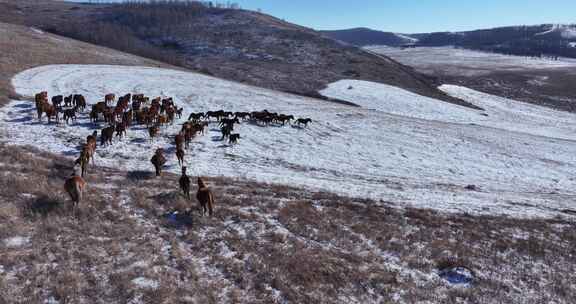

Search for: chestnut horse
xmin=64 ymin=169 xmax=87 ymax=207
xmin=196 ymin=177 xmax=214 ymax=216
xmin=150 ymin=148 xmax=166 ymax=177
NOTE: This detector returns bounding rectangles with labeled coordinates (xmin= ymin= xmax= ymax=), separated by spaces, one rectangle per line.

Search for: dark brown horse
xmin=44 ymin=105 xmax=58 ymax=124
xmin=115 ymin=123 xmax=127 ymax=139
xmin=175 ymin=132 xmax=185 ymax=150
xmin=51 ymin=95 xmax=63 ymax=109
xmin=150 ymin=148 xmax=166 ymax=177
xmin=295 ymin=118 xmax=312 ymax=127
xmin=63 ymin=108 xmax=76 ymax=124
xmin=100 ymin=126 xmax=115 ymax=146
xmin=229 ymin=133 xmax=240 ymax=144
xmin=176 ymin=147 xmax=185 ymax=167
xmin=148 ymin=125 xmax=160 ymax=141
xmin=179 ymin=166 xmax=191 ymax=200
xmin=75 ymin=145 xmax=92 ymax=177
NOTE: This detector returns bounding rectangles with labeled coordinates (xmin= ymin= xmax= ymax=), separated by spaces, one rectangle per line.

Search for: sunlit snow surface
xmin=366 ymin=46 xmax=576 ymax=77
xmin=2 ymin=65 xmax=576 ymax=218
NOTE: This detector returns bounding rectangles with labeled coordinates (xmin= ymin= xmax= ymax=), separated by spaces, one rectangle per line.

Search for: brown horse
xmin=176 ymin=147 xmax=185 ymax=167
xmin=196 ymin=177 xmax=214 ymax=216
xmin=75 ymin=147 xmax=91 ymax=178
xmin=100 ymin=126 xmax=115 ymax=146
xmin=175 ymin=132 xmax=185 ymax=150
xmin=36 ymin=100 xmax=48 ymax=121
xmin=105 ymin=93 xmax=115 ymax=105
xmin=179 ymin=166 xmax=191 ymax=200
xmin=86 ymin=131 xmax=97 ymax=156
xmin=148 ymin=125 xmax=160 ymax=141
xmin=44 ymin=105 xmax=58 ymax=124
xmin=35 ymin=91 xmax=47 ymax=104
xmin=115 ymin=123 xmax=127 ymax=139
xmin=64 ymin=170 xmax=87 ymax=207
xmin=150 ymin=148 xmax=166 ymax=177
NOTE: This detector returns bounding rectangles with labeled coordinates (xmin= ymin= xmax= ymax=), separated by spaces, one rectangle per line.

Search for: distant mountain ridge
xmin=324 ymin=24 xmax=576 ymax=58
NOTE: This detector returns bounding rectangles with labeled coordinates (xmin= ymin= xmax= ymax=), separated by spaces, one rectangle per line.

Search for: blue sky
xmin=231 ymin=0 xmax=576 ymax=33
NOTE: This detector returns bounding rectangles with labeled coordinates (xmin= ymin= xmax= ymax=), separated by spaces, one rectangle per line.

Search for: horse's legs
xmin=208 ymin=201 xmax=214 ymax=217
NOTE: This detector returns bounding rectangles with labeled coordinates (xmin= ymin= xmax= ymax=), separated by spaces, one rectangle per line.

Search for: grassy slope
xmin=0 ymin=21 xmax=171 ymax=106
xmin=0 ymin=21 xmax=574 ymax=304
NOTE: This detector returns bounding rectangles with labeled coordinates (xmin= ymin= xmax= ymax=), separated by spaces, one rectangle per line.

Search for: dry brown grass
xmin=0 ymin=143 xmax=575 ymax=303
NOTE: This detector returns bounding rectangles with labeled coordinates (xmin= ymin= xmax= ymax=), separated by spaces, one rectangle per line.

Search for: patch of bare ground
xmin=0 ymin=142 xmax=575 ymax=303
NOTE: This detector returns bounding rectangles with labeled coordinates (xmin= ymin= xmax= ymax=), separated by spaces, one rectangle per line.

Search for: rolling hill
xmin=0 ymin=0 xmax=471 ymax=108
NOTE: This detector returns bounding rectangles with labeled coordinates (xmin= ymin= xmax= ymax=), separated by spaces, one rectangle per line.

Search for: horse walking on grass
xmin=64 ymin=168 xmax=87 ymax=208
xmin=179 ymin=166 xmax=191 ymax=201
xmin=196 ymin=177 xmax=215 ymax=216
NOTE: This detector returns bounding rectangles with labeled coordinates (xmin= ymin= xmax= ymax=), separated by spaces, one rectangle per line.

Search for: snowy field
xmin=366 ymin=46 xmax=576 ymax=76
xmin=1 ymin=65 xmax=576 ymax=218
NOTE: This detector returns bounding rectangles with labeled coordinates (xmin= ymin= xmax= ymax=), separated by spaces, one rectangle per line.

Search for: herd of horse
xmin=32 ymin=91 xmax=312 ymax=217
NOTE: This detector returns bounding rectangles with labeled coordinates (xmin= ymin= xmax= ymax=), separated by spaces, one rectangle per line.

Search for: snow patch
xmin=44 ymin=297 xmax=60 ymax=304
xmin=131 ymin=277 xmax=159 ymax=289
xmin=367 ymin=46 xmax=576 ymax=77
xmin=4 ymin=236 xmax=30 ymax=248
xmin=535 ymin=24 xmax=576 ymax=39
xmin=2 ymin=65 xmax=576 ymax=218
xmin=30 ymin=27 xmax=44 ymax=34
xmin=394 ymin=33 xmax=418 ymax=43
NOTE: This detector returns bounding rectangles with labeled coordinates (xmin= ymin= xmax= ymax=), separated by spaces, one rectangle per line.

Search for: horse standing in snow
xmin=196 ymin=177 xmax=214 ymax=216
xmin=105 ymin=93 xmax=115 ymax=105
xmin=100 ymin=126 xmax=115 ymax=146
xmin=148 ymin=125 xmax=160 ymax=141
xmin=176 ymin=148 xmax=185 ymax=167
xmin=86 ymin=131 xmax=97 ymax=158
xmin=295 ymin=118 xmax=312 ymax=127
xmin=150 ymin=148 xmax=167 ymax=177
xmin=229 ymin=133 xmax=240 ymax=144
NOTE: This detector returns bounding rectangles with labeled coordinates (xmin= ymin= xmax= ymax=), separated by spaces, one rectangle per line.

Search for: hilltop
xmin=0 ymin=0 xmax=472 ymax=108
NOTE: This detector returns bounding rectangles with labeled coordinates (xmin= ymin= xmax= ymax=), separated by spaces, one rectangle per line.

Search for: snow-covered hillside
xmin=535 ymin=24 xmax=576 ymax=39
xmin=367 ymin=46 xmax=576 ymax=76
xmin=1 ymin=65 xmax=576 ymax=218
